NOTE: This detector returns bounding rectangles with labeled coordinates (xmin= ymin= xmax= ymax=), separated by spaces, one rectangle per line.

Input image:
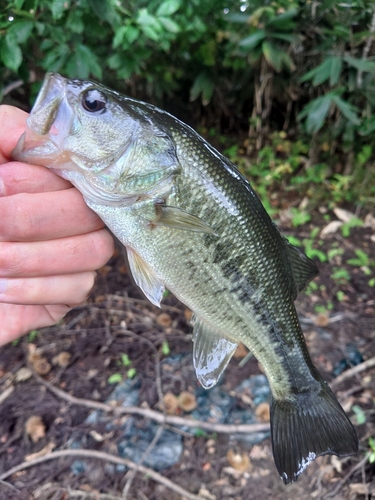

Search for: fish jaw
xmin=13 ymin=73 xmax=79 ymax=169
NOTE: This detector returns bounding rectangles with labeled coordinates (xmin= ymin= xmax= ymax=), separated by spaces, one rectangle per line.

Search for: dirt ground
xmin=0 ymin=218 xmax=374 ymax=500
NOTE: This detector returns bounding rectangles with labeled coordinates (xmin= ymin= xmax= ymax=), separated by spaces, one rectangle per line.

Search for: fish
xmin=13 ymin=72 xmax=358 ymax=483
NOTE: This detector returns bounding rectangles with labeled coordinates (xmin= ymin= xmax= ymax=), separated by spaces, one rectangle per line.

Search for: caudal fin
xmin=270 ymin=381 xmax=358 ymax=484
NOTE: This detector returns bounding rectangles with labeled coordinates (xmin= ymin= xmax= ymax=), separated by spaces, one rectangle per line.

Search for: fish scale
xmin=13 ymin=72 xmax=358 ymax=484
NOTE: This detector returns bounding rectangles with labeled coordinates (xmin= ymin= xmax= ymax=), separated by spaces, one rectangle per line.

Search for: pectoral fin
xmin=192 ymin=315 xmax=238 ymax=389
xmin=152 ymin=205 xmax=216 ymax=234
xmin=126 ymin=247 xmax=165 ymax=307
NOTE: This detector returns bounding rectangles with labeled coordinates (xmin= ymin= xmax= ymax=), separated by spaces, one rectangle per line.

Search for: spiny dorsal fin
xmin=126 ymin=247 xmax=165 ymax=307
xmin=283 ymin=237 xmax=319 ymax=295
xmin=192 ymin=315 xmax=238 ymax=389
xmin=151 ymin=205 xmax=216 ymax=234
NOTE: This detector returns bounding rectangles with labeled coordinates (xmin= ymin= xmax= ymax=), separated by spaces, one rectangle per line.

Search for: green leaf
xmin=271 ymin=32 xmax=299 ymax=44
xmin=108 ymin=373 xmax=123 ymax=384
xmin=117 ymin=62 xmax=138 ymax=80
xmin=330 ymin=95 xmax=361 ymax=125
xmin=298 ymin=96 xmax=332 ymax=133
xmin=312 ymin=57 xmax=334 ymax=86
xmin=88 ymin=0 xmax=120 ymax=26
xmin=156 ymin=0 xmax=181 ymax=17
xmin=121 ymin=353 xmax=131 ymax=367
xmin=66 ymin=44 xmax=102 ymax=79
xmin=300 ymin=57 xmax=340 ymax=86
xmin=67 ymin=10 xmax=84 ymax=34
xmin=107 ymin=53 xmax=123 ymax=70
xmin=124 ymin=25 xmax=139 ymax=44
xmin=279 ymin=51 xmax=295 ymax=71
xmin=7 ymin=20 xmax=34 ymax=44
xmin=162 ymin=341 xmax=170 ymax=356
xmin=239 ymin=30 xmax=265 ymax=51
xmin=226 ymin=13 xmax=249 ymax=23
xmin=113 ymin=25 xmax=127 ymax=48
xmin=262 ymin=41 xmax=282 ymax=72
xmin=266 ymin=9 xmax=297 ymax=30
xmin=344 ymin=54 xmax=375 ymax=73
xmin=141 ymin=25 xmax=160 ymax=41
xmin=159 ymin=16 xmax=180 ymax=33
xmin=291 ymin=208 xmax=311 ymax=227
xmin=330 ymin=56 xmax=342 ymax=86
xmin=27 ymin=330 xmax=39 ymax=342
xmin=137 ymin=8 xmax=160 ymax=28
xmin=359 ymin=116 xmax=375 ymax=135
xmin=41 ymin=44 xmax=69 ymax=72
xmin=14 ymin=0 xmax=26 ymax=8
xmin=190 ymin=72 xmax=214 ymax=104
xmin=352 ymin=404 xmax=366 ymax=425
xmin=127 ymin=368 xmax=137 ymax=379
xmin=0 ymin=37 xmax=22 ymax=72
xmin=51 ymin=0 xmax=67 ymax=20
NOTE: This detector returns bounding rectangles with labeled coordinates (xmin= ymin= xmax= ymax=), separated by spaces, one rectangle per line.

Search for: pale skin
xmin=0 ymin=105 xmax=115 ymax=345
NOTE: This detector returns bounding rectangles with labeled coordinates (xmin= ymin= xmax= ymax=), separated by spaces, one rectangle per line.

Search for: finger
xmin=0 ymin=272 xmax=96 ymax=305
xmin=0 ymin=229 xmax=114 ymax=278
xmin=0 ymin=188 xmax=104 ymax=242
xmin=0 ymin=162 xmax=71 ymax=195
xmin=0 ymin=105 xmax=28 ymax=163
xmin=0 ymin=303 xmax=72 ymax=346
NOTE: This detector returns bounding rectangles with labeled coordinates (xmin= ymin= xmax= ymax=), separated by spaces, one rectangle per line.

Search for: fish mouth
xmin=13 ymin=73 xmax=76 ymax=167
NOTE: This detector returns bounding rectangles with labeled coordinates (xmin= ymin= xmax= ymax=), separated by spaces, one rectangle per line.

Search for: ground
xmin=0 ymin=215 xmax=374 ymax=500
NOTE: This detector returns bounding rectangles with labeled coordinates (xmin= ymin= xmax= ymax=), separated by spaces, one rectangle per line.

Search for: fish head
xmin=13 ymin=73 xmax=179 ymax=204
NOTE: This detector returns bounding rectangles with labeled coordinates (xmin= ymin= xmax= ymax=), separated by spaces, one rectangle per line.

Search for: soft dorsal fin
xmin=192 ymin=315 xmax=238 ymax=389
xmin=151 ymin=205 xmax=216 ymax=234
xmin=283 ymin=237 xmax=319 ymax=295
xmin=126 ymin=247 xmax=165 ymax=307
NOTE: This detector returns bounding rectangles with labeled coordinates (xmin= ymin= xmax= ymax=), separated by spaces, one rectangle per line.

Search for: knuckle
xmin=73 ymin=271 xmax=97 ymax=304
xmin=90 ymin=230 xmax=115 ymax=268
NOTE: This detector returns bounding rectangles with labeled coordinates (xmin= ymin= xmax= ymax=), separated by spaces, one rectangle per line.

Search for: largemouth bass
xmin=13 ymin=73 xmax=358 ymax=483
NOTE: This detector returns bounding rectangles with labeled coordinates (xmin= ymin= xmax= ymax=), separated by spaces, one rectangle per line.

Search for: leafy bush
xmin=1 ymin=0 xmax=374 ymax=205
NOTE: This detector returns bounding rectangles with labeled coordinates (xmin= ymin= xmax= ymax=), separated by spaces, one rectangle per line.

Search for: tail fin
xmin=270 ymin=381 xmax=358 ymax=484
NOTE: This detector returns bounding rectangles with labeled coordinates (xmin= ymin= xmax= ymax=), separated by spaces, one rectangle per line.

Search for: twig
xmin=33 ymin=372 xmax=270 ymax=434
xmin=2 ymin=80 xmax=23 ymax=97
xmin=34 ymin=483 xmax=123 ymax=500
xmin=0 ymin=480 xmax=19 ymax=492
xmin=330 ymin=356 xmax=375 ymax=389
xmin=122 ymin=425 xmax=164 ymax=499
xmin=324 ymin=453 xmax=370 ymax=498
xmin=0 ymin=449 xmax=204 ymax=500
xmin=0 ymin=385 xmax=14 ymax=405
xmin=117 ymin=330 xmax=167 ymax=499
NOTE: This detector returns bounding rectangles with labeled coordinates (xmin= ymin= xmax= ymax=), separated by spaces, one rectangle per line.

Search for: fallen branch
xmin=33 ymin=372 xmax=270 ymax=434
xmin=324 ymin=453 xmax=370 ymax=498
xmin=331 ymin=356 xmax=375 ymax=389
xmin=0 ymin=449 xmax=204 ymax=500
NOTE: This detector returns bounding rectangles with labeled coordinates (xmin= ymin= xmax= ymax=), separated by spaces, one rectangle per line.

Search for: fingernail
xmin=0 ymin=279 xmax=7 ymax=294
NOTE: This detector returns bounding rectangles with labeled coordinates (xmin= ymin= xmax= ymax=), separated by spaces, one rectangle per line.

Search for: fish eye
xmin=82 ymin=89 xmax=107 ymax=112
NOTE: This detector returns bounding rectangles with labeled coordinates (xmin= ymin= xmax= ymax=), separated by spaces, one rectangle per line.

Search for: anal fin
xmin=126 ymin=247 xmax=165 ymax=307
xmin=192 ymin=315 xmax=238 ymax=389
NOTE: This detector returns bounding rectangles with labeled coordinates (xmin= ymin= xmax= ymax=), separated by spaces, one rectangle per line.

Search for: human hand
xmin=0 ymin=105 xmax=115 ymax=345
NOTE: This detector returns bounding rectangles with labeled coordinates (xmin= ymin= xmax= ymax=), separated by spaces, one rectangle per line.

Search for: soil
xmin=0 ymin=217 xmax=374 ymax=500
